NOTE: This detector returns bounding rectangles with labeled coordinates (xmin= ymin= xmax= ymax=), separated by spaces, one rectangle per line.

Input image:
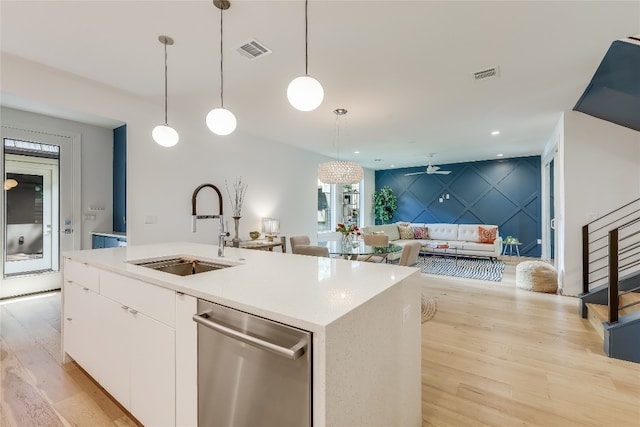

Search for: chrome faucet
xmin=191 ymin=183 xmax=229 ymax=257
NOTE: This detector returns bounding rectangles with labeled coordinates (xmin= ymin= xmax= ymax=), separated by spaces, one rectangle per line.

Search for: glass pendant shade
xmin=318 ymin=160 xmax=364 ymax=184
xmin=152 ymin=124 xmax=179 ymax=147
xmin=287 ymin=75 xmax=324 ymax=111
xmin=206 ymin=107 xmax=237 ymax=136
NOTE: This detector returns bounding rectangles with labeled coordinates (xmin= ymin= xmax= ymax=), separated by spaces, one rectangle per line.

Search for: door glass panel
xmin=6 ymin=172 xmax=44 ymax=261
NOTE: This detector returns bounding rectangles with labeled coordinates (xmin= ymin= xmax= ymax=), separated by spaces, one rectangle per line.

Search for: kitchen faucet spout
xmin=191 ymin=183 xmax=229 ymax=256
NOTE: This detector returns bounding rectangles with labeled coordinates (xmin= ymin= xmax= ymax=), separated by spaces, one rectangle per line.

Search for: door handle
xmin=64 ymin=228 xmax=74 ymax=234
xmin=550 ymin=218 xmax=555 ymax=230
xmin=193 ymin=313 xmax=307 ymax=360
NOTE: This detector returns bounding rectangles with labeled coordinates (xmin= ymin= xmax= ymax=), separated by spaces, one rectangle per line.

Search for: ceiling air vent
xmin=236 ymin=39 xmax=272 ymax=60
xmin=473 ymin=66 xmax=500 ymax=81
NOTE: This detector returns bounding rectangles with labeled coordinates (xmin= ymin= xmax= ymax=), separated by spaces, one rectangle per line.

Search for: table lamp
xmin=262 ymin=218 xmax=280 ymax=242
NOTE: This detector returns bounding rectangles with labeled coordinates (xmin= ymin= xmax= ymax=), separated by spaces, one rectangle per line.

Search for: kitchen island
xmin=62 ymin=242 xmax=422 ymax=426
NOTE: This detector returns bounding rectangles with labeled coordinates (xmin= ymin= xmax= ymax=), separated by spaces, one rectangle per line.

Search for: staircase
xmin=579 ymin=197 xmax=640 ymax=363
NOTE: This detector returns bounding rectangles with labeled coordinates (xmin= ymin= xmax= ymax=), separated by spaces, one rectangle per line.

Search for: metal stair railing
xmin=608 ymin=218 xmax=640 ymax=323
xmin=582 ymin=197 xmax=640 ymax=296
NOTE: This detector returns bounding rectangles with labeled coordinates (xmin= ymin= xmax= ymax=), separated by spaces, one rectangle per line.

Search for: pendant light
xmin=206 ymin=0 xmax=237 ymax=136
xmin=318 ymin=109 xmax=364 ymax=184
xmin=287 ymin=0 xmax=324 ymax=112
xmin=152 ymin=35 xmax=179 ymax=147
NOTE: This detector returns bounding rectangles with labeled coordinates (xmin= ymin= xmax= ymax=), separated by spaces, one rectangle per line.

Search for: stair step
xmin=586 ymin=292 xmax=640 ymax=340
xmin=620 ymin=291 xmax=640 ymax=309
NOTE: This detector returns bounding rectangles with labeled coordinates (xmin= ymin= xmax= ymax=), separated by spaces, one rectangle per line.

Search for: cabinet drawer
xmin=64 ymin=258 xmax=100 ymax=292
xmin=100 ymin=271 xmax=175 ymax=327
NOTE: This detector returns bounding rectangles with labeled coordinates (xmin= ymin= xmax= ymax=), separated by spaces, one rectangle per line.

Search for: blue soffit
xmin=574 ymin=36 xmax=640 ymax=132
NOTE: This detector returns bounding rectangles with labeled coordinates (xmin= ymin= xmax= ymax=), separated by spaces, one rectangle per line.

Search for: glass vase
xmin=232 ymin=216 xmax=241 ymax=248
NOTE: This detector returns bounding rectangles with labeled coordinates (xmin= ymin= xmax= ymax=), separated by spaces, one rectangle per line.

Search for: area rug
xmin=421 ymin=295 xmax=437 ymax=323
xmin=417 ymin=256 xmax=505 ymax=282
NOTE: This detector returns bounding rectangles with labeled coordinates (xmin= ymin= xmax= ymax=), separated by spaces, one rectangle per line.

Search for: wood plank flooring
xmin=1 ymin=257 xmax=639 ymax=426
xmin=421 ymin=258 xmax=640 ymax=426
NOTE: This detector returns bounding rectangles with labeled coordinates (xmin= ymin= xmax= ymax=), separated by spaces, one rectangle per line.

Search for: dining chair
xmin=293 ymin=244 xmax=330 ymax=258
xmin=289 ymin=235 xmax=311 ymax=253
xmin=398 ymin=241 xmax=422 ymax=266
xmin=357 ymin=234 xmax=390 ymax=263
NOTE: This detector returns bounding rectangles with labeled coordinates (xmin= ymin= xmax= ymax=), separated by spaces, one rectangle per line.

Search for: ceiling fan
xmin=404 ymin=155 xmax=451 ymax=176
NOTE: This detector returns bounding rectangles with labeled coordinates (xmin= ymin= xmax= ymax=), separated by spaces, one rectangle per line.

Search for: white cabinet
xmin=130 ymin=308 xmax=175 ymax=426
xmin=63 ymin=280 xmax=104 ymax=377
xmin=62 ymin=258 xmax=177 ymax=426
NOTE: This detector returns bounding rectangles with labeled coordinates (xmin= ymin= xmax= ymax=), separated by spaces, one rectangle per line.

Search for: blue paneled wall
xmin=375 ymin=156 xmax=542 ymax=257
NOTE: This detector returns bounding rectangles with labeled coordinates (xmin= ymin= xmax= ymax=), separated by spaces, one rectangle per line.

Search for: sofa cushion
xmin=461 ymin=242 xmax=495 ymax=252
xmin=398 ymin=224 xmax=414 ymax=239
xmin=425 ymin=224 xmax=458 ymax=241
xmin=413 ymin=226 xmax=428 ymax=239
xmin=478 ymin=226 xmax=498 ymax=243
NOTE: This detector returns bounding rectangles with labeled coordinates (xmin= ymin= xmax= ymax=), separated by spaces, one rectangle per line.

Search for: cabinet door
xmin=63 ymin=281 xmax=102 ymax=377
xmin=94 ymin=295 xmax=131 ymax=410
xmin=92 ymin=235 xmax=105 ymax=249
xmin=103 ymin=236 xmax=120 ymax=248
xmin=130 ymin=311 xmax=175 ymax=426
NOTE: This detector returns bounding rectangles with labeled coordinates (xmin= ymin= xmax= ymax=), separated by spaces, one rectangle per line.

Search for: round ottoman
xmin=516 ymin=261 xmax=558 ymax=293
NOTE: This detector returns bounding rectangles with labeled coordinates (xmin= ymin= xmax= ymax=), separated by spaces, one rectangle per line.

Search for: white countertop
xmin=92 ymin=231 xmax=127 ymax=239
xmin=64 ymin=242 xmax=419 ymax=332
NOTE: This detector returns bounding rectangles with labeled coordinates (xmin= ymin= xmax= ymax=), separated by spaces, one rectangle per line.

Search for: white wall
xmin=1 ymin=53 xmax=360 ymax=251
xmin=561 ymin=111 xmax=640 ymax=296
xmin=1 ymin=107 xmax=113 ymax=250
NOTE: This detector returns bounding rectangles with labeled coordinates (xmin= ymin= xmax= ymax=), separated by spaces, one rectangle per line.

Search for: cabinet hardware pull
xmin=66 ymin=317 xmax=72 ymax=321
xmin=83 ymin=287 xmax=89 ymax=291
xmin=129 ymin=309 xmax=138 ymax=315
xmin=121 ymin=305 xmax=129 ymax=310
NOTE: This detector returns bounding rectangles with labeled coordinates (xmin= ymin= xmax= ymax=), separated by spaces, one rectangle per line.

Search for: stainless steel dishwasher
xmin=193 ymin=299 xmax=311 ymax=427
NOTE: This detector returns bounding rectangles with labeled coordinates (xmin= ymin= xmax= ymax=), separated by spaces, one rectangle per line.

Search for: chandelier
xmin=318 ymin=109 xmax=363 ymax=184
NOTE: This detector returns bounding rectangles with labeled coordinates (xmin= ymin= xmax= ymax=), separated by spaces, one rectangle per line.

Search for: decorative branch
xmin=226 ymin=177 xmax=247 ymax=217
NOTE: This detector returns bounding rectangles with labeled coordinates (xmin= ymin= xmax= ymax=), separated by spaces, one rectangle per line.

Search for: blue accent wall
xmin=375 ymin=156 xmax=542 ymax=257
xmin=113 ymin=125 xmax=127 ymax=233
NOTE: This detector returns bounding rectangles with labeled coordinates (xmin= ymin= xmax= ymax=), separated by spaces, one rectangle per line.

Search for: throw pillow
xmin=413 ymin=226 xmax=428 ymax=239
xmin=396 ymin=221 xmax=411 ymax=227
xmin=478 ymin=226 xmax=497 ymax=244
xmin=398 ymin=225 xmax=414 ymax=240
xmin=372 ymin=231 xmax=386 ymax=235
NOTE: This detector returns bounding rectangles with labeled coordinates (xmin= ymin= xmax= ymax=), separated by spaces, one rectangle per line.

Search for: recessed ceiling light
xmin=354 ymin=150 xmax=360 ymax=154
xmin=491 ymin=130 xmax=500 ymax=136
xmin=497 ymin=153 xmax=504 ymax=157
xmin=390 ymin=164 xmax=395 ymax=168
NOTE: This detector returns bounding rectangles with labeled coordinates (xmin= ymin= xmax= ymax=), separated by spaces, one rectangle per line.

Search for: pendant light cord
xmin=163 ymin=40 xmax=168 ymax=125
xmin=305 ymin=0 xmax=309 ymax=76
xmin=220 ymin=5 xmax=225 ymax=108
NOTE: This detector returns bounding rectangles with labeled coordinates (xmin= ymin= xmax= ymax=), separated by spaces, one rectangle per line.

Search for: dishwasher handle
xmin=193 ymin=313 xmax=307 ymax=360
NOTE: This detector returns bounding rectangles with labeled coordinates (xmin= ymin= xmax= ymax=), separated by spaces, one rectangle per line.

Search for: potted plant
xmin=373 ymin=186 xmax=398 ymax=224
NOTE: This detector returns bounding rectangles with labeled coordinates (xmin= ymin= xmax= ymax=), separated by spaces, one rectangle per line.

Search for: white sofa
xmin=362 ymin=223 xmax=502 ymax=262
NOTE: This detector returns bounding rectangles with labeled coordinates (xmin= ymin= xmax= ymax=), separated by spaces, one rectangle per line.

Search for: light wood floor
xmin=2 ymin=258 xmax=639 ymax=426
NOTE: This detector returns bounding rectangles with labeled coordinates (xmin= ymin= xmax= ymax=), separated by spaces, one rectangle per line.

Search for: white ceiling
xmin=1 ymin=1 xmax=639 ymax=169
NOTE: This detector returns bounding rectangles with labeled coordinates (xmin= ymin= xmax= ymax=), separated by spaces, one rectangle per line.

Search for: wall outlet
xmin=537 ymin=239 xmax=542 ymax=244
xmin=144 ymin=215 xmax=158 ymax=224
xmin=402 ymin=304 xmax=411 ymax=323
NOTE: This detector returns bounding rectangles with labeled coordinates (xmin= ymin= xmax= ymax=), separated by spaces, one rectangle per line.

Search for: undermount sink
xmin=130 ymin=257 xmax=234 ymax=276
